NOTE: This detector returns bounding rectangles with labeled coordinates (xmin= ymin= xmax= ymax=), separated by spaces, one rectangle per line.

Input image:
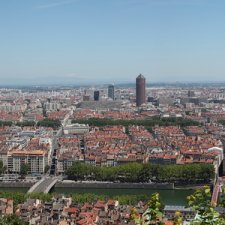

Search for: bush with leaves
xmin=187 ymin=186 xmax=225 ymax=225
xmin=130 ymin=193 xmax=165 ymax=225
xmin=173 ymin=211 xmax=183 ymax=225
xmin=0 ymin=214 xmax=28 ymax=225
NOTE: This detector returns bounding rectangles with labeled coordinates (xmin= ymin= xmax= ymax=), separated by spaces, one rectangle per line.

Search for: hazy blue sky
xmin=1 ymin=0 xmax=225 ymax=85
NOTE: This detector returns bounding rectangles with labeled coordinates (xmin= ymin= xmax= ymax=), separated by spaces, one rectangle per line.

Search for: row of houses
xmin=56 ymin=125 xmax=224 ymax=175
xmin=0 ymin=196 xmax=198 ymax=225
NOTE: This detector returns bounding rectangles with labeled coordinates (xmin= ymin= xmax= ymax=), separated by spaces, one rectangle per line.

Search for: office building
xmin=108 ymin=84 xmax=115 ymax=100
xmin=136 ymin=74 xmax=146 ymax=107
xmin=94 ymin=91 xmax=100 ymax=101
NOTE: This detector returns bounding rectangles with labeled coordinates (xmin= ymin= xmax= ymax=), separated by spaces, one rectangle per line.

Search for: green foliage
xmin=190 ymin=208 xmax=225 ymax=225
xmin=218 ymin=119 xmax=225 ymax=125
xmin=71 ymin=117 xmax=200 ymax=128
xmin=72 ymin=193 xmax=105 ymax=204
xmin=37 ymin=118 xmax=61 ymax=129
xmin=66 ymin=162 xmax=214 ymax=183
xmin=0 ymin=120 xmax=13 ymax=126
xmin=187 ymin=186 xmax=211 ymax=211
xmin=173 ymin=211 xmax=183 ymax=225
xmin=187 ymin=186 xmax=225 ymax=225
xmin=43 ymin=109 xmax=47 ymax=117
xmin=2 ymin=188 xmax=225 ymax=225
xmin=26 ymin=193 xmax=52 ymax=202
xmin=20 ymin=163 xmax=29 ymax=176
xmin=144 ymin=193 xmax=163 ymax=222
xmin=15 ymin=121 xmax=36 ymax=127
xmin=44 ymin=165 xmax=50 ymax=173
xmin=131 ymin=188 xmax=225 ymax=225
xmin=0 ymin=160 xmax=4 ymax=174
xmin=0 ymin=192 xmax=152 ymax=209
xmin=0 ymin=214 xmax=28 ymax=225
xmin=71 ymin=193 xmax=150 ymax=205
xmin=219 ymin=186 xmax=225 ymax=207
xmin=130 ymin=208 xmax=143 ymax=225
xmin=0 ymin=192 xmax=53 ymax=209
xmin=0 ymin=192 xmax=25 ymax=207
xmin=131 ymin=193 xmax=164 ymax=225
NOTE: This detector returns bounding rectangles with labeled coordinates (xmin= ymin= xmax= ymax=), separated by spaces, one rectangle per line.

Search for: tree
xmin=26 ymin=193 xmax=52 ymax=202
xmin=219 ymin=186 xmax=225 ymax=207
xmin=190 ymin=208 xmax=225 ymax=225
xmin=0 ymin=161 xmax=7 ymax=174
xmin=187 ymin=186 xmax=225 ymax=225
xmin=0 ymin=214 xmax=28 ymax=225
xmin=0 ymin=192 xmax=25 ymax=208
xmin=173 ymin=211 xmax=183 ymax=225
xmin=131 ymin=193 xmax=165 ymax=225
xmin=15 ymin=121 xmax=36 ymax=127
xmin=37 ymin=118 xmax=61 ymax=129
xmin=20 ymin=163 xmax=29 ymax=176
xmin=218 ymin=119 xmax=225 ymax=126
xmin=71 ymin=117 xmax=200 ymax=128
xmin=0 ymin=160 xmax=4 ymax=174
xmin=66 ymin=162 xmax=214 ymax=184
xmin=143 ymin=193 xmax=164 ymax=223
xmin=44 ymin=165 xmax=50 ymax=173
xmin=130 ymin=208 xmax=144 ymax=225
xmin=187 ymin=186 xmax=211 ymax=211
xmin=0 ymin=120 xmax=13 ymax=126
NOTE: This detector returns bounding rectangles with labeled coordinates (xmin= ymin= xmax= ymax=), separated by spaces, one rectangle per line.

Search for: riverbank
xmin=55 ymin=181 xmax=174 ymax=189
xmin=0 ymin=182 xmax=33 ymax=188
xmin=0 ymin=181 xmax=209 ymax=190
xmin=174 ymin=182 xmax=211 ymax=190
xmin=0 ymin=181 xmax=174 ymax=189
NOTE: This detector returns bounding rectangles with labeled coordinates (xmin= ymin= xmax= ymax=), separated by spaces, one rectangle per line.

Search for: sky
xmin=1 ymin=0 xmax=225 ymax=85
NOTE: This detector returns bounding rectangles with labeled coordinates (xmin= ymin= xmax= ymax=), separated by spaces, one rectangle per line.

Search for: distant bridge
xmin=28 ymin=177 xmax=58 ymax=193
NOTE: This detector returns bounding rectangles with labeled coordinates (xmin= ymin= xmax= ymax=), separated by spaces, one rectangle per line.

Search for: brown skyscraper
xmin=136 ymin=74 xmax=146 ymax=107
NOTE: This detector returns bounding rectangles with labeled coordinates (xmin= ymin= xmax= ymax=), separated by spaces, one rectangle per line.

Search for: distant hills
xmin=1 ymin=81 xmax=225 ymax=90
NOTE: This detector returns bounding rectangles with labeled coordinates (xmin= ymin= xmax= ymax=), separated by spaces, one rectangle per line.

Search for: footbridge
xmin=28 ymin=177 xmax=58 ymax=193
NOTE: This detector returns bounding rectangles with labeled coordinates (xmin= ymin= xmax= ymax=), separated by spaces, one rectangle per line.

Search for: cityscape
xmin=1 ymin=0 xmax=225 ymax=224
xmin=0 ymin=77 xmax=224 ymax=224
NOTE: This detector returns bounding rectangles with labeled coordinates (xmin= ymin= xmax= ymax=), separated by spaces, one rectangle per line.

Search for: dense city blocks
xmin=0 ymin=83 xmax=225 ymax=224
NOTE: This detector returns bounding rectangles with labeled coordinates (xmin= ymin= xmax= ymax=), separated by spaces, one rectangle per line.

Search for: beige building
xmin=8 ymin=150 xmax=48 ymax=174
xmin=63 ymin=123 xmax=89 ymax=135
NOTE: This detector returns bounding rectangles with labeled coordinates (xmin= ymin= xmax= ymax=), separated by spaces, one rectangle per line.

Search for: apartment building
xmin=44 ymin=102 xmax=61 ymax=111
xmin=63 ymin=123 xmax=89 ymax=135
xmin=8 ymin=150 xmax=48 ymax=174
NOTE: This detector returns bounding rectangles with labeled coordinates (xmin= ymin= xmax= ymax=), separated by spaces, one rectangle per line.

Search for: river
xmin=0 ymin=187 xmax=193 ymax=206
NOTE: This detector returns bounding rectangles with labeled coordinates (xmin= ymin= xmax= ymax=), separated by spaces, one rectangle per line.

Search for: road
xmin=31 ymin=177 xmax=55 ymax=192
xmin=28 ymin=111 xmax=75 ymax=193
xmin=50 ymin=148 xmax=57 ymax=176
xmin=44 ymin=109 xmax=74 ymax=177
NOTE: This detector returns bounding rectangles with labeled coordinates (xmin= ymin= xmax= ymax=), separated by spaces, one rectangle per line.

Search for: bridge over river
xmin=28 ymin=177 xmax=58 ymax=193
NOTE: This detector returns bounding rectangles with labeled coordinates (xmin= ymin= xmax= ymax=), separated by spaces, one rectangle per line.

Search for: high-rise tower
xmin=108 ymin=84 xmax=115 ymax=100
xmin=94 ymin=90 xmax=100 ymax=101
xmin=136 ymin=74 xmax=146 ymax=107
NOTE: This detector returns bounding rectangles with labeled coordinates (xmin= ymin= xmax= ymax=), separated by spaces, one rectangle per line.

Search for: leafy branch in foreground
xmin=187 ymin=186 xmax=225 ymax=225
